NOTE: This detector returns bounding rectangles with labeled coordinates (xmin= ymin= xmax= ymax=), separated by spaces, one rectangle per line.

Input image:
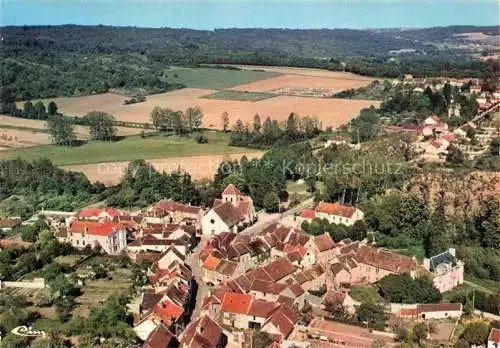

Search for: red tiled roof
xmin=203 ymin=254 xmax=222 ymax=271
xmin=213 ymin=202 xmax=243 ymax=227
xmin=300 ymin=209 xmax=315 ymax=219
xmin=400 ymin=308 xmax=417 ymax=317
xmin=247 ymin=299 xmax=280 ymax=318
xmin=104 ymin=207 xmax=122 ymax=217
xmin=222 ymin=184 xmax=241 ymax=195
xmin=441 ymin=133 xmax=456 ymax=143
xmin=221 ymin=292 xmax=252 ymax=315
xmin=144 ymin=324 xmax=174 ymax=348
xmin=262 ymin=257 xmax=296 ymax=282
xmin=69 ymin=221 xmax=123 ymax=236
xmin=315 ymin=202 xmax=357 ymax=218
xmin=417 ymin=303 xmax=462 ymax=313
xmin=153 ymin=300 xmax=184 ymax=325
xmin=250 ymin=279 xmax=287 ymax=295
xmin=154 ymin=200 xmax=202 ymax=215
xmin=323 ymin=291 xmax=346 ymax=305
xmin=313 ymin=233 xmax=336 ymax=252
xmin=265 ymin=304 xmax=298 ymax=338
xmin=354 ymin=246 xmax=418 ymax=273
xmin=78 ymin=208 xmax=103 ymax=218
xmin=489 ymin=328 xmax=500 ymax=344
xmin=181 ymin=315 xmax=223 ymax=348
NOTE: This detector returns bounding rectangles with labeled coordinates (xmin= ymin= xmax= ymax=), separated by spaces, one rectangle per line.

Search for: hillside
xmin=1 ymin=25 xmax=497 ymax=99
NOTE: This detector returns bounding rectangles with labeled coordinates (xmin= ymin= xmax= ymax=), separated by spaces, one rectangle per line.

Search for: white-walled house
xmin=201 ymin=184 xmax=256 ymax=236
xmin=64 ymin=221 xmax=127 ymax=254
xmin=315 ymin=202 xmax=364 ymax=226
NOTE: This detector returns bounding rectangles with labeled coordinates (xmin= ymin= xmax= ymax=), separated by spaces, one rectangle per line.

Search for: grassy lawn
xmin=287 ymin=180 xmax=309 ymax=194
xmin=165 ymin=67 xmax=280 ymax=90
xmin=54 ymin=255 xmax=87 ymax=267
xmin=73 ymin=267 xmax=132 ymax=316
xmin=202 ymin=90 xmax=276 ymax=101
xmin=464 ymin=276 xmax=498 ymax=294
xmin=0 ymin=131 xmax=257 ymax=166
xmin=389 ymin=243 xmax=426 ymax=262
xmin=349 ymin=285 xmax=383 ymax=304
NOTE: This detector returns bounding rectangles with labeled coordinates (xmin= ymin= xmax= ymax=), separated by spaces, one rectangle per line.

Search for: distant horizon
xmin=2 ymin=0 xmax=499 ymax=30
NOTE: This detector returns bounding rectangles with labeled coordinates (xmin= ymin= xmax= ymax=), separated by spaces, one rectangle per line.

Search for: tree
xmin=150 ymin=106 xmax=166 ymax=130
xmin=34 ymin=101 xmax=47 ymax=119
xmin=186 ymin=106 xmax=203 ymax=131
xmin=47 ymin=115 xmax=76 ymax=146
xmin=233 ymin=119 xmax=245 ymax=133
xmin=263 ymin=191 xmax=280 ymax=213
xmin=252 ymin=331 xmax=273 ymax=348
xmin=23 ymin=101 xmax=34 ymax=117
xmin=55 ymin=296 xmax=75 ymax=322
xmin=377 ymin=274 xmax=441 ymax=304
xmin=253 ymin=113 xmax=261 ymax=133
xmin=425 ymin=194 xmax=451 ymax=257
xmin=85 ymin=111 xmax=116 ymax=141
xmin=446 ymin=144 xmax=465 ymax=165
xmin=460 ymin=322 xmax=490 ymax=346
xmin=221 ymin=111 xmax=229 ymax=132
xmin=412 ymin=322 xmax=428 ymax=345
xmin=355 ymin=302 xmax=387 ymax=331
xmin=47 ymin=101 xmax=58 ymax=116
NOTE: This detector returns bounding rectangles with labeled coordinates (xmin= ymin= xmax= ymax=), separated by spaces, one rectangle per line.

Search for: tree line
xmin=150 ymin=106 xmax=203 ymax=134
xmin=229 ymin=113 xmax=321 ymax=148
xmin=0 ymin=99 xmax=59 ymax=120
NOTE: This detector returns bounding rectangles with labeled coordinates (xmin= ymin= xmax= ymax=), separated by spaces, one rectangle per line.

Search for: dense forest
xmin=1 ymin=25 xmax=497 ymax=99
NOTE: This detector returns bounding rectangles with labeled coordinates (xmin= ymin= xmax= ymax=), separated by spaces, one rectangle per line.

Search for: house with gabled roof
xmin=261 ymin=304 xmax=298 ymax=340
xmin=221 ymin=292 xmax=284 ymax=331
xmin=148 ymin=200 xmax=204 ymax=233
xmin=201 ymin=184 xmax=256 ymax=236
xmin=179 ymin=314 xmax=226 ymax=348
xmin=66 ymin=220 xmax=127 ymax=254
xmin=306 ymin=232 xmax=337 ymax=265
xmin=423 ymin=248 xmax=463 ymax=293
xmin=144 ymin=324 xmax=176 ymax=348
xmin=315 ymin=202 xmax=364 ymax=226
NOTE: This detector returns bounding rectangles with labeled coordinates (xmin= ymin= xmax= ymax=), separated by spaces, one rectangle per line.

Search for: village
xmin=0 ymin=176 xmax=498 ymax=348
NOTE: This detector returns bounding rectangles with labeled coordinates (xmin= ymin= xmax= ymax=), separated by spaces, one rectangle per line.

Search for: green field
xmin=202 ymin=90 xmax=276 ymax=101
xmin=0 ymin=131 xmax=258 ymax=166
xmin=164 ymin=67 xmax=280 ymax=90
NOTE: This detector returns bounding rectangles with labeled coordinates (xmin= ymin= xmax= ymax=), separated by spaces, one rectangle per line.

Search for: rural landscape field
xmin=2 ymin=66 xmax=380 ymax=183
xmin=1 ymin=4 xmax=499 ymax=348
xmin=25 ymin=67 xmax=379 ymax=129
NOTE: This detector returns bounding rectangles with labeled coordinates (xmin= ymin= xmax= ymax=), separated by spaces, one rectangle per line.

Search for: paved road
xmin=187 ymin=197 xmax=314 ymax=319
xmin=186 ymin=237 xmax=211 ymax=321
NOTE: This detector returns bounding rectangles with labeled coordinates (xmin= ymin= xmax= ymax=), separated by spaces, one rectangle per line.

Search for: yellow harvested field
xmin=37 ymin=89 xmax=380 ymax=129
xmin=0 ymin=115 xmax=146 ymax=138
xmin=63 ymin=152 xmax=264 ymax=186
xmin=0 ymin=128 xmax=51 ymax=149
xmin=231 ymin=73 xmax=374 ymax=93
xmin=232 ymin=64 xmax=375 ymax=80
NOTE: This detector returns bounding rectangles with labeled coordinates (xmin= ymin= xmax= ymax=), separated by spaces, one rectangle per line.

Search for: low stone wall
xmin=0 ymin=278 xmax=45 ymax=289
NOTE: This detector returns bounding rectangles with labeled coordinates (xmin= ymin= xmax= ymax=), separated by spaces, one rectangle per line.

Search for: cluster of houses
xmin=0 ymin=180 xmax=476 ymax=347
xmin=191 ymin=198 xmax=466 ymax=346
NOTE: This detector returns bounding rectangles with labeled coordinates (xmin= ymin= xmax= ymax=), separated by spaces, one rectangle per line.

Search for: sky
xmin=1 ymin=0 xmax=499 ymax=30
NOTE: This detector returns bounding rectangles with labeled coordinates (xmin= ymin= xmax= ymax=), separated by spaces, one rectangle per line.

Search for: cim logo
xmin=11 ymin=326 xmax=46 ymax=337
